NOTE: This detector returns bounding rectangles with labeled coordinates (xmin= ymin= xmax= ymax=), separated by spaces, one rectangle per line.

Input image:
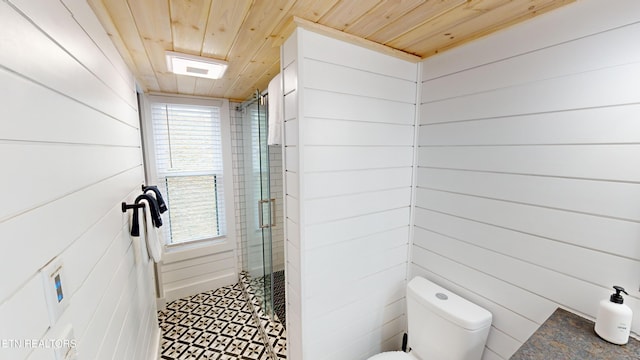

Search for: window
xmin=145 ymin=96 xmax=229 ymax=245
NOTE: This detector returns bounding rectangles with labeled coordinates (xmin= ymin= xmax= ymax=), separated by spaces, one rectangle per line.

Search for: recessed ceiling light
xmin=165 ymin=51 xmax=228 ymax=79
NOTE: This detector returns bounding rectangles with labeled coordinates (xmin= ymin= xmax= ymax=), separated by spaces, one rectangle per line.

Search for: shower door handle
xmin=258 ymin=199 xmax=270 ymax=229
xmin=258 ymin=198 xmax=277 ymax=229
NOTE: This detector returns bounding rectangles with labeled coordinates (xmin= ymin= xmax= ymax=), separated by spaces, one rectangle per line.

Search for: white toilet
xmin=368 ymin=277 xmax=492 ymax=360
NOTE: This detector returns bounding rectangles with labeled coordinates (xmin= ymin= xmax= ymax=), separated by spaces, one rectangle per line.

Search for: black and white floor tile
xmin=239 ymin=272 xmax=287 ymax=359
xmin=158 ymin=283 xmax=272 ymax=360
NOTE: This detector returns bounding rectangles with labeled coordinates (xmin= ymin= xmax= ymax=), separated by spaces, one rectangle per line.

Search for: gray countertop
xmin=510 ymin=308 xmax=640 ymax=360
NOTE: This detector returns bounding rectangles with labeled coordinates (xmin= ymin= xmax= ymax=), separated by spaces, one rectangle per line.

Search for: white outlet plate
xmin=40 ymin=258 xmax=70 ymax=326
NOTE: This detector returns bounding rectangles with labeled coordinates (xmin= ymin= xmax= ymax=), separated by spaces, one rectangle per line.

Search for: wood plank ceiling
xmin=89 ymin=0 xmax=574 ymax=101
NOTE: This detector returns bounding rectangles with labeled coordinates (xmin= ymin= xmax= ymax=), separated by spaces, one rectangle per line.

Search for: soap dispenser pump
xmin=594 ymin=286 xmax=632 ymax=345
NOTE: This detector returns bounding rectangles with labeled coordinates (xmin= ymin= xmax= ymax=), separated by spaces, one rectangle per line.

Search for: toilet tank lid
xmin=408 ymin=277 xmax=492 ymax=331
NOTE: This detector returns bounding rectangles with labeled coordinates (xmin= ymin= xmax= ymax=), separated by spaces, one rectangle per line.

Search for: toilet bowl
xmin=368 ymin=351 xmax=417 ymax=360
xmin=367 ymin=277 xmax=492 ymax=360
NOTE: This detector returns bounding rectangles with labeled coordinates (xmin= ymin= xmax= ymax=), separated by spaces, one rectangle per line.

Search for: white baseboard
xmin=156 ymin=296 xmax=167 ymax=312
xmin=148 ymin=325 xmax=161 ymax=360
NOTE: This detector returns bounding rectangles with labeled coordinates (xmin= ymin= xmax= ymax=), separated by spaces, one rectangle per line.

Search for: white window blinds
xmin=150 ymin=102 xmax=227 ymax=244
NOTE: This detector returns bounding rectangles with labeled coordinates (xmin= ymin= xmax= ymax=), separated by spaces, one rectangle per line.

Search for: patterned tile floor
xmin=240 ymin=272 xmax=287 ymax=359
xmin=158 ymin=277 xmax=287 ymax=360
xmin=273 ymin=271 xmax=286 ymax=327
xmin=158 ymin=283 xmax=272 ymax=360
xmin=245 ymin=271 xmax=285 ymax=327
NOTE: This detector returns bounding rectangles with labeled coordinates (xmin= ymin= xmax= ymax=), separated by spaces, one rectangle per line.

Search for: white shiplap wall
xmin=283 ymin=27 xmax=417 ymax=360
xmin=0 ymin=0 xmax=159 ymax=359
xmin=414 ymin=1 xmax=640 ymax=359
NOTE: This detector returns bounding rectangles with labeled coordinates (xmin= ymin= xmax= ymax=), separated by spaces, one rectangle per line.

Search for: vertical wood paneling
xmin=283 ymin=27 xmax=416 ymax=360
xmin=0 ymin=1 xmax=158 ymax=359
xmin=415 ymin=1 xmax=640 ymax=358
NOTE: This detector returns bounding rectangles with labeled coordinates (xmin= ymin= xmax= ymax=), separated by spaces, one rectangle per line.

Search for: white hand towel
xmin=130 ymin=199 xmax=163 ymax=263
xmin=128 ymin=207 xmax=148 ymax=264
xmin=267 ymin=72 xmax=283 ymax=145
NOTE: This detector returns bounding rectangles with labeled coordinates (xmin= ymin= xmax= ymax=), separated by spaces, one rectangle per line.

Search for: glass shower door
xmin=243 ymin=94 xmax=274 ymax=318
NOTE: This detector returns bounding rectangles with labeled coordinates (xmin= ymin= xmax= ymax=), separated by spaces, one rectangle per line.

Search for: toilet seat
xmin=367 ymin=351 xmax=417 ymax=360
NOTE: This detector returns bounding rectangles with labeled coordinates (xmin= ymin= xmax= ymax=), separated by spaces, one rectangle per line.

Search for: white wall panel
xmin=418 ymin=167 xmax=640 ymax=221
xmin=305 ymin=208 xmax=410 ymax=250
xmin=423 ymin=62 xmax=640 ymax=123
xmin=285 ymin=146 xmax=299 ymax=173
xmin=305 ymin=167 xmax=412 ymax=199
xmin=416 ymin=1 xmax=640 ymax=358
xmin=282 ymin=29 xmax=304 ymax=359
xmin=305 ymin=89 xmax=415 ymax=125
xmin=284 ymin=119 xmax=298 ymax=146
xmin=0 ymin=277 xmax=50 ymax=359
xmin=1 ymin=144 xmax=141 ymax=220
xmin=94 ymin=266 xmax=138 ymax=359
xmin=11 ymin=0 xmax=137 ymax=108
xmin=78 ymin=245 xmax=135 ymax=359
xmin=283 ymin=61 xmax=298 ymax=95
xmin=71 ymin=229 xmax=133 ymax=338
xmin=0 ymin=1 xmax=158 ymax=359
xmin=414 ymin=208 xmax=639 ymax=297
xmin=415 ymin=188 xmax=640 ymax=258
xmin=283 ymin=26 xmax=416 ymax=359
xmin=305 ymin=118 xmax=414 ymax=146
xmin=60 ymin=0 xmax=134 ymax=84
xmin=0 ymin=1 xmax=138 ymax=126
xmin=284 ymin=90 xmax=298 ymax=121
xmin=419 ymin=105 xmax=640 ymax=144
xmin=305 ymin=146 xmax=413 ymax=172
xmin=282 ymin=29 xmax=298 ymax=68
xmin=304 ymin=263 xmax=407 ymax=323
xmin=303 ymin=29 xmax=417 ymax=81
xmin=415 ymin=227 xmax=638 ymax=324
xmin=421 ymin=22 xmax=640 ymax=103
xmin=0 ymin=67 xmax=140 ymax=146
xmin=161 ymin=253 xmax=235 ymax=283
xmin=304 ymin=59 xmax=416 ymax=104
xmin=421 ymin=0 xmax=640 ymax=81
xmin=0 ymin=168 xmax=142 ymax=304
xmin=305 ymin=228 xmax=408 ymax=299
xmin=485 ymin=329 xmax=522 ymax=360
xmin=326 ymin=315 xmax=405 ymax=360
xmin=305 ymin=187 xmax=411 ymax=225
xmin=418 ymin=145 xmax=640 ymax=182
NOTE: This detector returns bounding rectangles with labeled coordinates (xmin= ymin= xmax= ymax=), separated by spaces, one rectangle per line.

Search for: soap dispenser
xmin=594 ymin=286 xmax=632 ymax=345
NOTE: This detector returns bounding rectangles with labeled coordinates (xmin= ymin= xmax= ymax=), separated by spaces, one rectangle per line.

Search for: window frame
xmin=139 ymin=93 xmax=236 ymax=252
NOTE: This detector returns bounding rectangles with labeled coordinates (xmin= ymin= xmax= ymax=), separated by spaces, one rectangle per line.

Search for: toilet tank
xmin=407 ymin=277 xmax=492 ymax=360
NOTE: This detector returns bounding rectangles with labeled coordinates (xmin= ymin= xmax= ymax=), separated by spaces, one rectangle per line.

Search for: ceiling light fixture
xmin=165 ymin=51 xmax=228 ymax=79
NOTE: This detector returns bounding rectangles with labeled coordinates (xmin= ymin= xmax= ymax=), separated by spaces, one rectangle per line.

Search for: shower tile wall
xmin=269 ymin=146 xmax=284 ymax=272
xmin=230 ymin=102 xmax=248 ymax=272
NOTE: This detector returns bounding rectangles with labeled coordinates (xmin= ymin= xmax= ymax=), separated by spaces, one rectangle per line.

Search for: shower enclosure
xmin=240 ymin=92 xmax=285 ymax=324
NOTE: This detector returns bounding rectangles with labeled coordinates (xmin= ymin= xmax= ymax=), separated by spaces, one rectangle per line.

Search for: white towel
xmin=267 ymin=73 xmax=283 ymax=145
xmin=128 ymin=208 xmax=147 ymax=264
xmin=130 ymin=199 xmax=163 ymax=263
